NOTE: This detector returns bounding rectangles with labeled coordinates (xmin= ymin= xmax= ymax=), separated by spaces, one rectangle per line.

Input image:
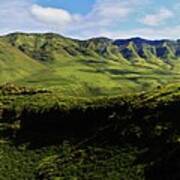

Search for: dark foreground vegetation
xmin=0 ymin=83 xmax=180 ymax=179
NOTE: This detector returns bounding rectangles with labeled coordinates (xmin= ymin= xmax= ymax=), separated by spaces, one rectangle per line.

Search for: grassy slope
xmin=0 ymin=33 xmax=179 ymax=180
xmin=0 ymin=33 xmax=179 ymax=96
xmin=0 ymin=39 xmax=45 ymax=84
xmin=0 ymin=33 xmax=180 ymax=179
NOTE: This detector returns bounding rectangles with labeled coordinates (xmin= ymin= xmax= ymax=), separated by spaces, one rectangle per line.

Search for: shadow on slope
xmin=0 ymin=83 xmax=180 ymax=179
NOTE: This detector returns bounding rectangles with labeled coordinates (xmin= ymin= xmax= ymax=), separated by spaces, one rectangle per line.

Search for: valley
xmin=0 ymin=33 xmax=180 ymax=96
xmin=0 ymin=33 xmax=180 ymax=179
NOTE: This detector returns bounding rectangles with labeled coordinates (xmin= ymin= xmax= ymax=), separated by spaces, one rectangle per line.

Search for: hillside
xmin=0 ymin=39 xmax=45 ymax=83
xmin=0 ymin=32 xmax=180 ymax=179
xmin=0 ymin=33 xmax=180 ymax=96
xmin=0 ymin=83 xmax=179 ymax=179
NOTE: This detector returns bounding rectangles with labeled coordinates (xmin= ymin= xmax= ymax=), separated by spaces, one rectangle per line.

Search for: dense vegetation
xmin=0 ymin=83 xmax=179 ymax=179
xmin=0 ymin=33 xmax=180 ymax=179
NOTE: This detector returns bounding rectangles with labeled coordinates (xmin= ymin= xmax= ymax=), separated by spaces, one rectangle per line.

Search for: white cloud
xmin=31 ymin=5 xmax=73 ymax=28
xmin=140 ymin=8 xmax=174 ymax=26
xmin=14 ymin=0 xmax=141 ymax=37
xmin=0 ymin=0 xmax=51 ymax=34
xmin=90 ymin=0 xmax=134 ymax=21
xmin=133 ymin=26 xmax=180 ymax=39
xmin=30 ymin=0 xmax=141 ymax=31
xmin=0 ymin=0 xmax=179 ymax=39
xmin=96 ymin=26 xmax=180 ymax=40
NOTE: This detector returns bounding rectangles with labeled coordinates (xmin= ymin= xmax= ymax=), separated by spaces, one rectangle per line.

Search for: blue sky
xmin=0 ymin=0 xmax=179 ymax=39
xmin=34 ymin=0 xmax=96 ymax=14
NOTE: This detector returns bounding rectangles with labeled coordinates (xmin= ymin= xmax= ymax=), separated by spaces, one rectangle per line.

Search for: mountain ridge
xmin=2 ymin=32 xmax=179 ymax=42
xmin=2 ymin=32 xmax=179 ymax=62
xmin=0 ymin=32 xmax=180 ymax=95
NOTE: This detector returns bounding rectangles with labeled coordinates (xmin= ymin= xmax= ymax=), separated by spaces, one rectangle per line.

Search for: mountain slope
xmin=0 ymin=39 xmax=45 ymax=84
xmin=0 ymin=33 xmax=180 ymax=96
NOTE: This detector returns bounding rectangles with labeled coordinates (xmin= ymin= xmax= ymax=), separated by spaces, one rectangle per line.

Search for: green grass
xmin=0 ymin=40 xmax=45 ymax=84
xmin=0 ymin=142 xmax=59 ymax=180
xmin=0 ymin=83 xmax=180 ymax=179
xmin=36 ymin=144 xmax=145 ymax=180
xmin=0 ymin=33 xmax=179 ymax=96
xmin=0 ymin=33 xmax=180 ymax=179
xmin=0 ymin=83 xmax=179 ymax=179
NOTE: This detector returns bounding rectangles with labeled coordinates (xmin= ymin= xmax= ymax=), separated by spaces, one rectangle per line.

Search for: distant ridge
xmin=0 ymin=32 xmax=179 ymax=62
xmin=0 ymin=32 xmax=180 ymax=94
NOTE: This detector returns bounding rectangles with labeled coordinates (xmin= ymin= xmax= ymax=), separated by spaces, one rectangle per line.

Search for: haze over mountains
xmin=0 ymin=33 xmax=180 ymax=95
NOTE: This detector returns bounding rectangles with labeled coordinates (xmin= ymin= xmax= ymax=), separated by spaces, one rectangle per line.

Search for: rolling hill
xmin=0 ymin=33 xmax=180 ymax=96
xmin=0 ymin=38 xmax=45 ymax=83
xmin=0 ymin=33 xmax=180 ymax=180
xmin=0 ymin=81 xmax=180 ymax=179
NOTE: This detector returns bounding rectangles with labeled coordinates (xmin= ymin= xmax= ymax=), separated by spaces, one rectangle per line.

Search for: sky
xmin=0 ymin=0 xmax=179 ymax=39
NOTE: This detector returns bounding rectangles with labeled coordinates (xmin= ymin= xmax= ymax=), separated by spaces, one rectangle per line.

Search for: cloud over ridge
xmin=0 ymin=0 xmax=179 ymax=39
